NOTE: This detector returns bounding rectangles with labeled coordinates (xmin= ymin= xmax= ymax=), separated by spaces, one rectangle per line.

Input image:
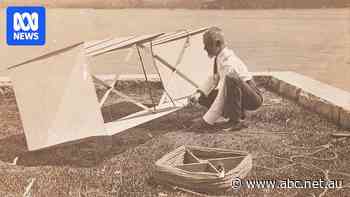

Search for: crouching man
xmin=190 ymin=27 xmax=263 ymax=131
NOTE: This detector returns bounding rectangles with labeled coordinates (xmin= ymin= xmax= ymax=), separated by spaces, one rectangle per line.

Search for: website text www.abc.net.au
xmin=231 ymin=177 xmax=343 ymax=190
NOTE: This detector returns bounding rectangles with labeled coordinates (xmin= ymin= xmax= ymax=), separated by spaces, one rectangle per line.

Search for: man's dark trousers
xmin=198 ymin=73 xmax=263 ymax=122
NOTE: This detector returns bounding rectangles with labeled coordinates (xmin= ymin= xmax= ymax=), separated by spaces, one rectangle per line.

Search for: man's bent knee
xmin=244 ymin=94 xmax=263 ymax=111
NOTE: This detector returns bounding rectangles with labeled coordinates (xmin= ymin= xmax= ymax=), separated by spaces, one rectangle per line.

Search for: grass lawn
xmin=0 ymin=83 xmax=349 ymax=197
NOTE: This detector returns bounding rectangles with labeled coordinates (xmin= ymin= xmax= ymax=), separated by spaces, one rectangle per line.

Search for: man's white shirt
xmin=201 ymin=47 xmax=252 ymax=125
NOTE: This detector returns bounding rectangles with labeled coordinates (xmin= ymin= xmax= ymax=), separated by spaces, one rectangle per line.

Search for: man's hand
xmin=227 ymin=69 xmax=241 ymax=84
xmin=189 ymin=91 xmax=201 ymax=105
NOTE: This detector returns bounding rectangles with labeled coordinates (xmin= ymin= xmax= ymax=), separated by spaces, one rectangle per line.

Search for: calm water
xmin=0 ymin=8 xmax=349 ymax=91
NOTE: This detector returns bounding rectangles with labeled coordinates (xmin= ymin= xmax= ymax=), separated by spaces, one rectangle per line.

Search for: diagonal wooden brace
xmin=98 ymin=75 xmax=119 ymax=108
xmin=92 ymin=75 xmax=151 ymax=111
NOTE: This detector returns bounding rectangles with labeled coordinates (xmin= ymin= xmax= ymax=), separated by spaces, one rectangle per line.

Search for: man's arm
xmin=219 ymin=53 xmax=253 ymax=85
xmin=222 ymin=53 xmax=252 ymax=82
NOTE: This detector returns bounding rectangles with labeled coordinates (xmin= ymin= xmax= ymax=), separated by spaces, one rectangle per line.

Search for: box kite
xmin=7 ymin=27 xmax=213 ymax=151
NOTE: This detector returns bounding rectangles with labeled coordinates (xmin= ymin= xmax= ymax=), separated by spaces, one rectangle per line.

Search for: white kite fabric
xmin=153 ymin=32 xmax=213 ymax=102
xmin=10 ymin=44 xmax=106 ymax=151
xmin=8 ymin=28 xmax=212 ymax=151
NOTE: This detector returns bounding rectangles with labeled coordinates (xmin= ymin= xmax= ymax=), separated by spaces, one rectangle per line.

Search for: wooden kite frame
xmin=93 ymin=27 xmax=210 ymax=120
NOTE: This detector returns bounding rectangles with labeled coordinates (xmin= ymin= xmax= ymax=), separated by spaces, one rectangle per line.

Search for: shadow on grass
xmin=0 ymin=133 xmax=112 ymax=167
xmin=0 ymin=105 xmax=193 ymax=168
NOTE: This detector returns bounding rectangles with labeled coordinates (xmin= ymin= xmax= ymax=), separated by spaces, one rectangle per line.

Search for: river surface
xmin=0 ymin=8 xmax=349 ymax=91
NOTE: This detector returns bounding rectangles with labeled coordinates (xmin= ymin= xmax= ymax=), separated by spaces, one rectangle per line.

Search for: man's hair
xmin=203 ymin=27 xmax=225 ymax=45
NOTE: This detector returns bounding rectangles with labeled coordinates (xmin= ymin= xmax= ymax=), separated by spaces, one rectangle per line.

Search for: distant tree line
xmin=128 ymin=0 xmax=349 ymax=9
xmin=1 ymin=0 xmax=348 ymax=9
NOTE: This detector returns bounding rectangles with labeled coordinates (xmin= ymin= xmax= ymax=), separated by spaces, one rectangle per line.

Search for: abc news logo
xmin=7 ymin=6 xmax=46 ymax=46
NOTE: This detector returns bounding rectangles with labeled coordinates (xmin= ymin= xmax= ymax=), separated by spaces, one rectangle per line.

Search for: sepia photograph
xmin=0 ymin=0 xmax=349 ymax=196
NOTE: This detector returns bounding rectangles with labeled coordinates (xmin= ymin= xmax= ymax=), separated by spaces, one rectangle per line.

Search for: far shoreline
xmin=0 ymin=6 xmax=349 ymax=11
xmin=0 ymin=4 xmax=349 ymax=10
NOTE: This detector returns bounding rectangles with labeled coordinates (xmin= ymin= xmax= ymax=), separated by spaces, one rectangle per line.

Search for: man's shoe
xmin=221 ymin=120 xmax=248 ymax=132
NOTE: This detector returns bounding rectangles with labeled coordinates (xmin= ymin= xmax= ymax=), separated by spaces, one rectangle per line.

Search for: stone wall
xmin=253 ymin=72 xmax=350 ymax=129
